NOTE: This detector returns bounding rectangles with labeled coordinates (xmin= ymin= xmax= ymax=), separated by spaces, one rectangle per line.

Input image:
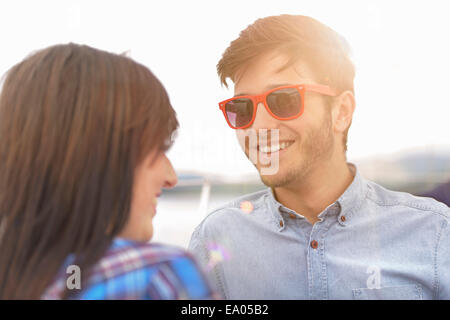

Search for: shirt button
xmin=279 ymin=220 xmax=284 ymax=227
xmin=310 ymin=240 xmax=318 ymax=249
xmin=340 ymin=215 xmax=346 ymax=222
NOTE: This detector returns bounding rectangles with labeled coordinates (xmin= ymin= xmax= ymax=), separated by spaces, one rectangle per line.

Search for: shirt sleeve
xmin=188 ymin=226 xmax=226 ymax=299
xmin=143 ymin=251 xmax=219 ymax=300
xmin=171 ymin=253 xmax=219 ymax=299
xmin=437 ymin=216 xmax=450 ymax=299
xmin=77 ymin=245 xmax=219 ymax=300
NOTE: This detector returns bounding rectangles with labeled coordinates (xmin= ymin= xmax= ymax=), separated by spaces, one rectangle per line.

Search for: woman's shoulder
xmin=43 ymin=239 xmax=216 ymax=300
xmin=104 ymin=238 xmax=192 ymax=268
xmin=79 ymin=238 xmax=211 ymax=299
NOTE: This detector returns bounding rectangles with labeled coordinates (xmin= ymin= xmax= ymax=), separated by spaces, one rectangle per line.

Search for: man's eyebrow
xmin=234 ymin=83 xmax=294 ymax=97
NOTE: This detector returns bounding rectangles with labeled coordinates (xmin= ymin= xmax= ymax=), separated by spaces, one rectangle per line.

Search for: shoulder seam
xmin=366 ymin=193 xmax=450 ymax=220
xmin=195 ymin=189 xmax=269 ymax=227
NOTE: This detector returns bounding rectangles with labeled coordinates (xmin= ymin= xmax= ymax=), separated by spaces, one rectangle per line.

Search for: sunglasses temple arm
xmin=303 ymin=84 xmax=337 ymax=96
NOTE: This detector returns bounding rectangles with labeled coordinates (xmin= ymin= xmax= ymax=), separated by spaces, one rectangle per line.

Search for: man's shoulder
xmin=365 ymin=179 xmax=450 ymax=219
xmin=193 ymin=188 xmax=270 ymax=232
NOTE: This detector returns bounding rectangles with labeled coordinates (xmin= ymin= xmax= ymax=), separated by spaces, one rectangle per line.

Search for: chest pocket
xmin=353 ymin=284 xmax=423 ymax=300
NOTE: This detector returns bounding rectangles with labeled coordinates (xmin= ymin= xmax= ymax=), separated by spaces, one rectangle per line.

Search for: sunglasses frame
xmin=219 ymin=84 xmax=337 ymax=129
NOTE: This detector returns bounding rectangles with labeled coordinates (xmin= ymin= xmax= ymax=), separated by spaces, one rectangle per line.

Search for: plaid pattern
xmin=42 ymin=238 xmax=218 ymax=300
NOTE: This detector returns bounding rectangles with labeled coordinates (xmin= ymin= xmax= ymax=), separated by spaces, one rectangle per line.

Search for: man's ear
xmin=332 ymin=90 xmax=356 ymax=134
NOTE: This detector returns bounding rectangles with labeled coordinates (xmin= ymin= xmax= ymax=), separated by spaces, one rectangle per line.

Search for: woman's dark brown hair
xmin=0 ymin=43 xmax=178 ymax=299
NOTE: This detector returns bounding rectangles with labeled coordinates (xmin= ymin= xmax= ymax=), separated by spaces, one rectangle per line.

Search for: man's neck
xmin=272 ymin=162 xmax=355 ymax=224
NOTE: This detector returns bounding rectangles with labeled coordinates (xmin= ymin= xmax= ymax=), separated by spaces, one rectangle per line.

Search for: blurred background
xmin=1 ymin=0 xmax=449 ymax=248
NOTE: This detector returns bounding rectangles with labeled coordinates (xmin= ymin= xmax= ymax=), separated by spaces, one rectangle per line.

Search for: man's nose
xmin=251 ymin=102 xmax=279 ymax=130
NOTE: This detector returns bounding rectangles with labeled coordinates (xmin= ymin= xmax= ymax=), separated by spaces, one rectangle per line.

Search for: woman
xmin=0 ymin=43 xmax=216 ymax=299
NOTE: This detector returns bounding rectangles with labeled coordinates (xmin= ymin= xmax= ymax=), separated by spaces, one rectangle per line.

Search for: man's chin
xmin=258 ymin=169 xmax=291 ymax=188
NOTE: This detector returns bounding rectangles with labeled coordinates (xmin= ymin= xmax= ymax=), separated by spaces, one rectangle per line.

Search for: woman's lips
xmin=152 ymin=196 xmax=159 ymax=216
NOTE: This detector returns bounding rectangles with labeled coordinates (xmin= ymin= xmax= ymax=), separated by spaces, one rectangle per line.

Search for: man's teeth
xmin=260 ymin=141 xmax=293 ymax=153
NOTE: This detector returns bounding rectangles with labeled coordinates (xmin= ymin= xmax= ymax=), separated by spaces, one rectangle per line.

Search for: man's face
xmin=234 ymin=51 xmax=336 ymax=188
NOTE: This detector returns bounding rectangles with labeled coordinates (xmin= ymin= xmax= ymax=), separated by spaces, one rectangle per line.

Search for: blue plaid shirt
xmin=42 ymin=238 xmax=218 ymax=299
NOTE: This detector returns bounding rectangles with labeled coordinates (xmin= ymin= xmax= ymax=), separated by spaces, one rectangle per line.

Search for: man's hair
xmin=217 ymin=14 xmax=355 ymax=152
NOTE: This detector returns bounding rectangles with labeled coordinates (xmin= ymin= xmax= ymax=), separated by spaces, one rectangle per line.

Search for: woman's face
xmin=118 ymin=150 xmax=177 ymax=242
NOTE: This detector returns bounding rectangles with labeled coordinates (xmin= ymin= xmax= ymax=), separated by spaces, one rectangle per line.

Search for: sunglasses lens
xmin=224 ymin=99 xmax=254 ymax=128
xmin=266 ymin=88 xmax=302 ymax=118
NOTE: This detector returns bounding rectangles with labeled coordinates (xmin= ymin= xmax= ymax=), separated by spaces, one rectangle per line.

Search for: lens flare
xmin=240 ymin=200 xmax=254 ymax=214
xmin=206 ymin=243 xmax=230 ymax=271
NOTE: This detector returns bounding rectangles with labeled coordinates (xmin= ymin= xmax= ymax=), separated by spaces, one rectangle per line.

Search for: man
xmin=188 ymin=14 xmax=450 ymax=299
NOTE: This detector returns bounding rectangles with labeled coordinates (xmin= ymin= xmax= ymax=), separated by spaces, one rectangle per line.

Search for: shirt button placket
xmin=308 ymin=235 xmax=320 ymax=299
xmin=308 ymin=220 xmax=327 ymax=300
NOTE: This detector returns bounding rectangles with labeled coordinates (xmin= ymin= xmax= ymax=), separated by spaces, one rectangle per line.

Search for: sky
xmin=1 ymin=0 xmax=449 ymax=176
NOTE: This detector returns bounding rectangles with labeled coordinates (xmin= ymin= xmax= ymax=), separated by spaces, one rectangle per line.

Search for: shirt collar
xmin=335 ymin=163 xmax=369 ymax=225
xmin=265 ymin=163 xmax=368 ymax=229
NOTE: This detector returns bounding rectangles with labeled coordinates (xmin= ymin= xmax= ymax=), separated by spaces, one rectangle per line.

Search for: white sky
xmin=1 ymin=0 xmax=449 ymax=176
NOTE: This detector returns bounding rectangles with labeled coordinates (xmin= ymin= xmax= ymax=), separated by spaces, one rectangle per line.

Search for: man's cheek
xmin=236 ymin=131 xmax=249 ymax=153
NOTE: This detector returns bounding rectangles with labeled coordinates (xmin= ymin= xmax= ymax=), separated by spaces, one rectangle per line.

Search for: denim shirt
xmin=188 ymin=165 xmax=450 ymax=300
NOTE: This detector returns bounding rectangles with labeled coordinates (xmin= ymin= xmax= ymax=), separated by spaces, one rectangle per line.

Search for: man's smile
xmin=258 ymin=140 xmax=295 ymax=154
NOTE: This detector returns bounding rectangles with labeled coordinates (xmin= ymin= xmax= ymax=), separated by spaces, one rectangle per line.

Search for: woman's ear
xmin=332 ymin=90 xmax=356 ymax=134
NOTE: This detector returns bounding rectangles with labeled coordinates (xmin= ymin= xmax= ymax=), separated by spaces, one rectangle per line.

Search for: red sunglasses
xmin=219 ymin=84 xmax=337 ymax=129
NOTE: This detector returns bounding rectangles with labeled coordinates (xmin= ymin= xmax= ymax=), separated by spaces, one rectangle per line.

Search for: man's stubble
xmin=257 ymin=113 xmax=335 ymax=188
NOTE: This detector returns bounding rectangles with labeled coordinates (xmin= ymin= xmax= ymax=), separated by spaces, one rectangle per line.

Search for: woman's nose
xmin=163 ymin=155 xmax=178 ymax=189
